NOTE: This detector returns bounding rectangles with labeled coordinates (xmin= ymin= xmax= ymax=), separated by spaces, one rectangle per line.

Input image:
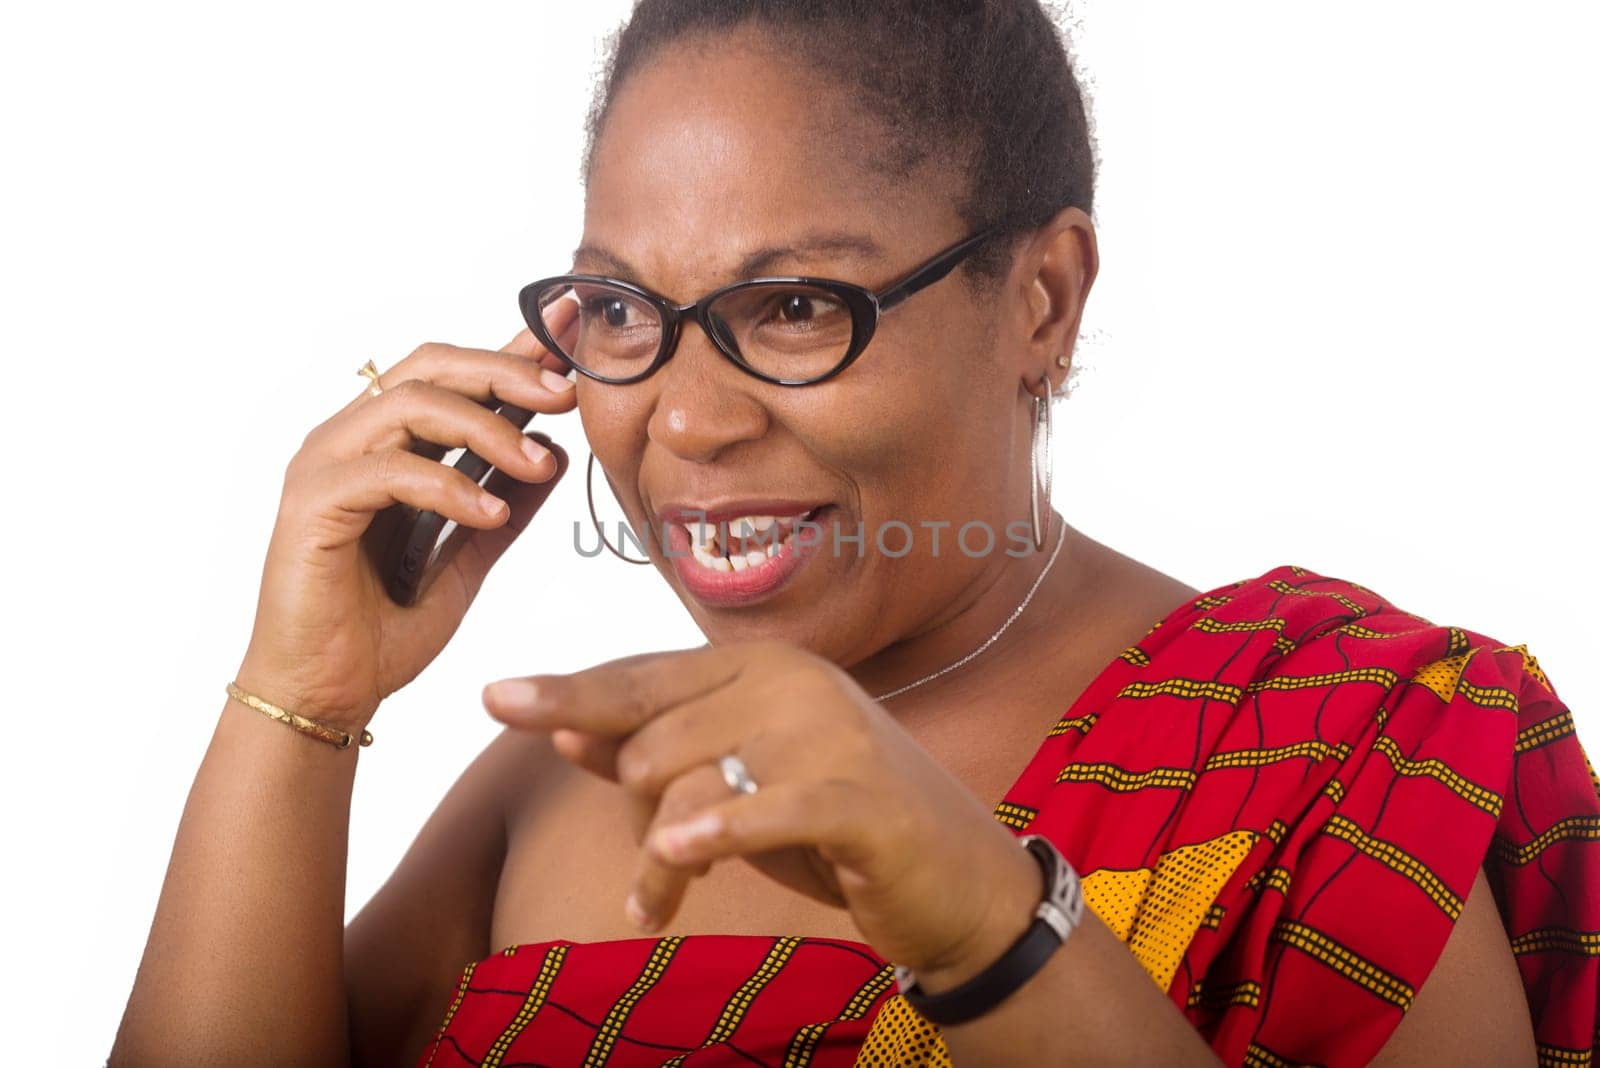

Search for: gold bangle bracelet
xmin=225 ymin=681 xmax=374 ymax=750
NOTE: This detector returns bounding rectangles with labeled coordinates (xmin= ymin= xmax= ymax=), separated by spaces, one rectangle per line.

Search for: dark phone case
xmin=371 ymin=399 xmax=538 ymax=606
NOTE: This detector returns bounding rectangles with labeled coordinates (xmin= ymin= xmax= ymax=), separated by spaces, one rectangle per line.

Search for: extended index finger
xmin=481 ymin=642 xmax=759 ymax=737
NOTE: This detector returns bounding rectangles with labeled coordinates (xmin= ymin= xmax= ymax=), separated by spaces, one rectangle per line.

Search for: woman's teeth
xmin=685 ymin=513 xmax=799 ymax=572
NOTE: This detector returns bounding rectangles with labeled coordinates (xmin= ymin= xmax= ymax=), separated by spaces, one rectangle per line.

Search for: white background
xmin=3 ymin=2 xmax=1595 ymax=1060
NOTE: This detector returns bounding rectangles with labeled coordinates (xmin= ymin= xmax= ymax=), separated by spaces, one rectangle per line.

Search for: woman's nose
xmin=645 ymin=320 xmax=771 ymax=463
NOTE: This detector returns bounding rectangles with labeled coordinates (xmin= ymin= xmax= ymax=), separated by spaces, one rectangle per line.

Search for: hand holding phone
xmin=371 ymin=395 xmax=543 ymax=607
xmin=232 ymin=307 xmax=580 ymax=733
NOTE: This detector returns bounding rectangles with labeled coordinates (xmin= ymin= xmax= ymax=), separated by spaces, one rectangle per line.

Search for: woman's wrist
xmin=911 ymin=834 xmax=1045 ymax=995
xmin=231 ymin=654 xmax=379 ymax=736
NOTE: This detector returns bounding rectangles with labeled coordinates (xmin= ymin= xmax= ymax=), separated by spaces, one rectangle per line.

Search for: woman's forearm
xmin=110 ymin=681 xmax=363 ymax=1067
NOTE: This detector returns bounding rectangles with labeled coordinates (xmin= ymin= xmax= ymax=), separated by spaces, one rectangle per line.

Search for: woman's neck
xmin=846 ymin=514 xmax=1097 ymax=726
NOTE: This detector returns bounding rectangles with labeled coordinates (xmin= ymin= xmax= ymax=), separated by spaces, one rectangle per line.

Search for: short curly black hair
xmin=580 ymin=0 xmax=1097 ymax=294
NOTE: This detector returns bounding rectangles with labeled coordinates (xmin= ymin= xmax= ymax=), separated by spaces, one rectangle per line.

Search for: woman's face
xmin=576 ymin=30 xmax=1074 ymax=664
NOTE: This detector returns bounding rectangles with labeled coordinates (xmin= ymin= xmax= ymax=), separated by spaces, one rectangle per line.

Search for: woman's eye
xmin=768 ymin=291 xmax=842 ymax=325
xmin=583 ymin=297 xmax=633 ymax=328
xmin=779 ymin=294 xmax=815 ymax=322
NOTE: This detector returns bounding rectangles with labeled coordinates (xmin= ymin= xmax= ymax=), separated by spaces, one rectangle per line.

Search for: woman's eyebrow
xmin=569 ymin=230 xmax=886 ymax=282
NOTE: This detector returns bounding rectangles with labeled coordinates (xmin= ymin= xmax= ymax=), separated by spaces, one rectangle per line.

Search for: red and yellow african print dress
xmin=417 ymin=564 xmax=1600 ymax=1067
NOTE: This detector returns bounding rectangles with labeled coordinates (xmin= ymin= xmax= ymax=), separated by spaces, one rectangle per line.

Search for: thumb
xmin=419 ymin=432 xmax=570 ymax=609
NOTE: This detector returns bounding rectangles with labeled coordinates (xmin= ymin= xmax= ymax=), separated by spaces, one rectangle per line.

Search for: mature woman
xmin=112 ymin=2 xmax=1599 ymax=1066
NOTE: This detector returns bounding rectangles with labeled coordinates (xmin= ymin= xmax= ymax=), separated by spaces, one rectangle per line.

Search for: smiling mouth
xmin=679 ymin=506 xmax=826 ymax=573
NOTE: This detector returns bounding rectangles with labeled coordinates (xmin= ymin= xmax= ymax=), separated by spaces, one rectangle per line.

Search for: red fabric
xmin=416 ymin=565 xmax=1600 ymax=1067
xmin=417 ymin=935 xmax=891 ymax=1067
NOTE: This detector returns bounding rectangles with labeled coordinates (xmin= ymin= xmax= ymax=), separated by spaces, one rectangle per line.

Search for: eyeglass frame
xmin=517 ymin=225 xmax=1001 ymax=387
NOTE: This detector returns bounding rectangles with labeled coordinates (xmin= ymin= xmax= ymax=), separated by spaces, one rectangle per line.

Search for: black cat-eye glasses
xmin=518 ymin=226 xmax=998 ymax=387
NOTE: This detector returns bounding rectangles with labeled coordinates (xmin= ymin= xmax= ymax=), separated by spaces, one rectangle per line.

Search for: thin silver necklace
xmin=871 ymin=517 xmax=1067 ymax=702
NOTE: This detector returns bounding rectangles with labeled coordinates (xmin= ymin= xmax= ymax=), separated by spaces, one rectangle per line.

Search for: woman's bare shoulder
xmin=344 ymin=725 xmax=572 ymax=1066
xmin=480 ymin=723 xmax=571 ymax=817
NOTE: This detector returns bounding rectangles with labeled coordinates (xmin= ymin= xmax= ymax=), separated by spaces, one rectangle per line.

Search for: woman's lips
xmin=663 ymin=505 xmax=834 ymax=608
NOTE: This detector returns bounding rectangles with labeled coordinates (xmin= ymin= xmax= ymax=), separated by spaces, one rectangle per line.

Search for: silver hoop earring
xmin=586 ymin=452 xmax=652 ymax=565
xmin=1029 ymin=387 xmax=1054 ymax=551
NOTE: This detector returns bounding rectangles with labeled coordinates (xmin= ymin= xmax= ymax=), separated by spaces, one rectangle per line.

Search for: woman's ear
xmin=1015 ymin=205 xmax=1098 ymax=394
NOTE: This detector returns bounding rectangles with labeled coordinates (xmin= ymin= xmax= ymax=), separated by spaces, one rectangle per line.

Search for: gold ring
xmin=357 ymin=359 xmax=384 ymax=397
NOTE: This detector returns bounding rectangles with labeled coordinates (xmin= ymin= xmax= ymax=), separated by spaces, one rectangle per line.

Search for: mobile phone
xmin=368 ymin=397 xmax=541 ymax=606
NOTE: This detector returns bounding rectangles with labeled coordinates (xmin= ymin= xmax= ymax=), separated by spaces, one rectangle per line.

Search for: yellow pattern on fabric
xmin=1049 ymin=713 xmax=1098 ymax=736
xmin=1266 ymin=579 xmax=1367 ymax=616
xmin=992 ymin=801 xmax=1038 ymax=830
xmin=1335 ymin=622 xmax=1430 ymax=641
xmin=1536 ymin=1043 xmax=1594 ymax=1066
xmin=1323 ymin=816 xmax=1463 ymax=919
xmin=1497 ymin=644 xmax=1551 ymax=689
xmin=1271 ymin=921 xmax=1415 ymax=1009
xmin=1126 ymin=831 xmax=1258 ymax=988
xmin=788 ymin=1023 xmax=831 ymax=1068
xmin=1457 ymin=678 xmax=1519 ymax=712
xmin=482 ymin=946 xmax=568 ymax=1067
xmin=1246 ymin=667 xmax=1399 ymax=694
xmin=1412 ymin=653 xmax=1472 ymax=702
xmin=1081 ymin=866 xmax=1154 ymax=941
xmin=704 ymin=937 xmax=801 ymax=1047
xmin=1518 ymin=711 xmax=1578 ymax=753
xmin=1188 ymin=978 xmax=1262 ymax=1010
xmin=1509 ymin=927 xmax=1600 ymax=957
xmin=1373 ymin=735 xmax=1502 ymax=817
xmin=1246 ymin=866 xmax=1293 ymax=895
xmin=1205 ymin=741 xmax=1351 ymax=771
xmin=1493 ymin=816 xmax=1600 ymax=866
xmin=1244 ymin=1042 xmax=1306 ymax=1067
xmin=1074 ymin=833 xmax=1260 ymax=986
xmin=1056 ymin=763 xmax=1198 ymax=792
xmin=1119 ymin=678 xmax=1244 ymax=704
xmin=844 ymin=968 xmax=896 ymax=1018
xmin=583 ymin=938 xmax=681 ymax=1067
xmin=853 ymin=996 xmax=954 ymax=1067
xmin=808 ymin=967 xmax=892 ymax=1067
xmin=421 ymin=961 xmax=478 ymax=1068
xmin=1194 ymin=617 xmax=1288 ymax=635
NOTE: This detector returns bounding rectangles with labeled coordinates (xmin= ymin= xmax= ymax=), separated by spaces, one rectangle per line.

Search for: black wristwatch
xmin=893 ymin=834 xmax=1085 ymax=1026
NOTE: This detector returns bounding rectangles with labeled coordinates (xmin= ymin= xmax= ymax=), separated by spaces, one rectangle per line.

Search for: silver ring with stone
xmin=719 ymin=753 xmax=759 ymax=796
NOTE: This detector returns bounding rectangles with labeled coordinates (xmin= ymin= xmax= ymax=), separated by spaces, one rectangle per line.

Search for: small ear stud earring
xmin=1056 ymin=353 xmax=1071 ymax=368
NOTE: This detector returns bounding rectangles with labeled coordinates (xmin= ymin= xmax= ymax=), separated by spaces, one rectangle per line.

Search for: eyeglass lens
xmin=536 ymin=281 xmax=856 ymax=381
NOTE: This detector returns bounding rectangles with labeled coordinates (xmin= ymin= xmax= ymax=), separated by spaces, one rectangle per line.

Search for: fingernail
xmin=484 ymin=678 xmax=540 ymax=710
xmin=625 ymin=894 xmax=657 ymax=931
xmin=541 ymin=368 xmax=575 ymax=392
xmin=480 ymin=493 xmax=508 ymax=517
xmin=650 ymin=828 xmax=684 ymax=860
xmin=653 ymin=813 xmax=721 ymax=858
xmin=522 ymin=436 xmax=550 ymax=464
